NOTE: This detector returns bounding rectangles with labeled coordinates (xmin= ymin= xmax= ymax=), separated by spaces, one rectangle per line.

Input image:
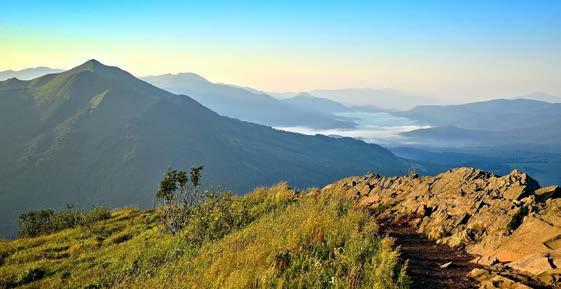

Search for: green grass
xmin=0 ymin=184 xmax=408 ymax=289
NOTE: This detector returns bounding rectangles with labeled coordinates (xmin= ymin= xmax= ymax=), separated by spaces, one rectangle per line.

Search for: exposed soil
xmin=377 ymin=217 xmax=556 ymax=289
xmin=380 ymin=219 xmax=480 ymax=289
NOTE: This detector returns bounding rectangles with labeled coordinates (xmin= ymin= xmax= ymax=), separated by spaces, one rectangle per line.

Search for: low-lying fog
xmin=275 ymin=112 xmax=430 ymax=145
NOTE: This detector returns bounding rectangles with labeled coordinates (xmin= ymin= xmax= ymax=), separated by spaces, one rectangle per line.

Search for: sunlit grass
xmin=0 ymin=183 xmax=408 ymax=289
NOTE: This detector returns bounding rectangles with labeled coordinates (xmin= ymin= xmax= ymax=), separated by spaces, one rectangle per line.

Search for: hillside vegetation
xmin=0 ymin=59 xmax=410 ymax=237
xmin=0 ymin=183 xmax=409 ymax=289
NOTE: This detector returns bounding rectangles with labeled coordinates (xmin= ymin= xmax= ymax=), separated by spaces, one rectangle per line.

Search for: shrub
xmin=17 ymin=209 xmax=56 ymax=238
xmin=180 ymin=186 xmax=297 ymax=246
xmin=82 ymin=206 xmax=112 ymax=225
xmin=17 ymin=205 xmax=111 ymax=238
xmin=155 ymin=166 xmax=300 ymax=239
xmin=155 ymin=166 xmax=204 ymax=234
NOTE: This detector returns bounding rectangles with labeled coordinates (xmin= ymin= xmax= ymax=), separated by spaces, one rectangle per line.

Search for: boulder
xmin=479 ymin=275 xmax=532 ymax=289
xmin=471 ymin=255 xmax=499 ymax=266
xmin=468 ymin=268 xmax=492 ymax=282
xmin=534 ymin=186 xmax=561 ymax=202
xmin=507 ymin=251 xmax=557 ymax=275
xmin=494 ymin=217 xmax=561 ymax=262
xmin=324 ymin=167 xmax=561 ymax=286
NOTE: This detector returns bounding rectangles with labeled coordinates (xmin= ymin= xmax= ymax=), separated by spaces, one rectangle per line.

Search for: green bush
xmin=155 ymin=166 xmax=298 ymax=240
xmin=180 ymin=187 xmax=297 ymax=246
xmin=17 ymin=209 xmax=56 ymax=238
xmin=155 ymin=166 xmax=204 ymax=234
xmin=17 ymin=205 xmax=111 ymax=238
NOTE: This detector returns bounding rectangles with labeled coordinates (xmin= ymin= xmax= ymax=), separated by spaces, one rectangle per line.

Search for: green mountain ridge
xmin=0 ymin=59 xmax=412 ymax=237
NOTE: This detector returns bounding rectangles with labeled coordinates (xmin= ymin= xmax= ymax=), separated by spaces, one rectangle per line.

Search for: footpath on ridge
xmin=323 ymin=167 xmax=561 ymax=289
xmin=382 ymin=219 xmax=479 ymax=289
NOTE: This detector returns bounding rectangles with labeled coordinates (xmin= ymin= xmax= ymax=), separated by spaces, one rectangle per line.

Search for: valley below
xmin=275 ymin=104 xmax=561 ymax=188
xmin=275 ymin=111 xmax=430 ymax=145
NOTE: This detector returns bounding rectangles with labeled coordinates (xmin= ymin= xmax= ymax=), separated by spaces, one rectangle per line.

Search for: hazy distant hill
xmin=403 ymin=122 xmax=561 ymax=151
xmin=280 ymin=92 xmax=388 ymax=115
xmin=396 ymin=98 xmax=561 ymax=162
xmin=509 ymin=92 xmax=561 ymax=103
xmin=396 ymin=98 xmax=561 ymax=131
xmin=0 ymin=60 xmax=411 ymax=236
xmin=280 ymin=92 xmax=350 ymax=113
xmin=309 ymin=88 xmax=435 ymax=110
xmin=221 ymin=82 xmax=265 ymax=95
xmin=400 ymin=126 xmax=498 ymax=144
xmin=0 ymin=67 xmax=63 ymax=80
xmin=142 ymin=73 xmax=354 ymax=129
xmin=391 ymin=97 xmax=561 ymax=188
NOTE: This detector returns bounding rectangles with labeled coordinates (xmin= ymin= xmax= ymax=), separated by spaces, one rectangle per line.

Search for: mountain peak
xmin=84 ymin=59 xmax=103 ymax=66
xmin=176 ymin=72 xmax=209 ymax=82
xmin=68 ymin=59 xmax=116 ymax=74
xmin=78 ymin=59 xmax=106 ymax=69
xmin=62 ymin=59 xmax=138 ymax=83
xmin=515 ymin=92 xmax=561 ymax=103
xmin=142 ymin=72 xmax=209 ymax=84
xmin=295 ymin=92 xmax=316 ymax=99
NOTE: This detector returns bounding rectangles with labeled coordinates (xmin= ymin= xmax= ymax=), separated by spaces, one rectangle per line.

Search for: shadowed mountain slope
xmin=0 ymin=60 xmax=411 ymax=236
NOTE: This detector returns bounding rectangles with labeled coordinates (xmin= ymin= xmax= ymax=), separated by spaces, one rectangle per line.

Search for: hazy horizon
xmin=2 ymin=1 xmax=560 ymax=102
xmin=2 ymin=62 xmax=559 ymax=107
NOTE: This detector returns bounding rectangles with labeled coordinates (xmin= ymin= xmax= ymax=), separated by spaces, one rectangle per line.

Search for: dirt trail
xmin=379 ymin=219 xmax=556 ymax=289
xmin=380 ymin=220 xmax=479 ymax=289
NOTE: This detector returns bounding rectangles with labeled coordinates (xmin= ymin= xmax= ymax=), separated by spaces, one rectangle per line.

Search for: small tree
xmin=156 ymin=166 xmax=204 ymax=234
xmin=17 ymin=205 xmax=110 ymax=237
xmin=18 ymin=209 xmax=55 ymax=237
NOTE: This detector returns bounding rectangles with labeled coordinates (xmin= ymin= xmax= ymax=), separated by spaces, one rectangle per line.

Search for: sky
xmin=1 ymin=0 xmax=560 ymax=101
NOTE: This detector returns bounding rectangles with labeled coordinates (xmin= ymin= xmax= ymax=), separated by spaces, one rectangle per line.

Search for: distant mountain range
xmin=306 ymin=88 xmax=436 ymax=110
xmin=280 ymin=92 xmax=349 ymax=114
xmin=393 ymin=98 xmax=561 ymax=183
xmin=279 ymin=92 xmax=386 ymax=114
xmin=5 ymin=68 xmax=361 ymax=129
xmin=0 ymin=67 xmax=63 ymax=81
xmin=0 ymin=60 xmax=413 ymax=237
xmin=142 ymin=73 xmax=355 ymax=129
xmin=508 ymin=92 xmax=561 ymax=103
xmin=396 ymin=98 xmax=561 ymax=131
xmin=396 ymin=98 xmax=561 ymax=149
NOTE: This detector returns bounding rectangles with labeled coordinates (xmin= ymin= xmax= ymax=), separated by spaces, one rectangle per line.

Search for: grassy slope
xmin=0 ymin=184 xmax=408 ymax=289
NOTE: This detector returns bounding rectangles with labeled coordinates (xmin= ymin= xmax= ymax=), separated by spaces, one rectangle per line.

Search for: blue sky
xmin=1 ymin=0 xmax=560 ymax=99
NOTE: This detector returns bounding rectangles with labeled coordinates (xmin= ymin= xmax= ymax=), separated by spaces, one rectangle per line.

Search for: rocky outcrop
xmin=325 ymin=168 xmax=561 ymax=288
